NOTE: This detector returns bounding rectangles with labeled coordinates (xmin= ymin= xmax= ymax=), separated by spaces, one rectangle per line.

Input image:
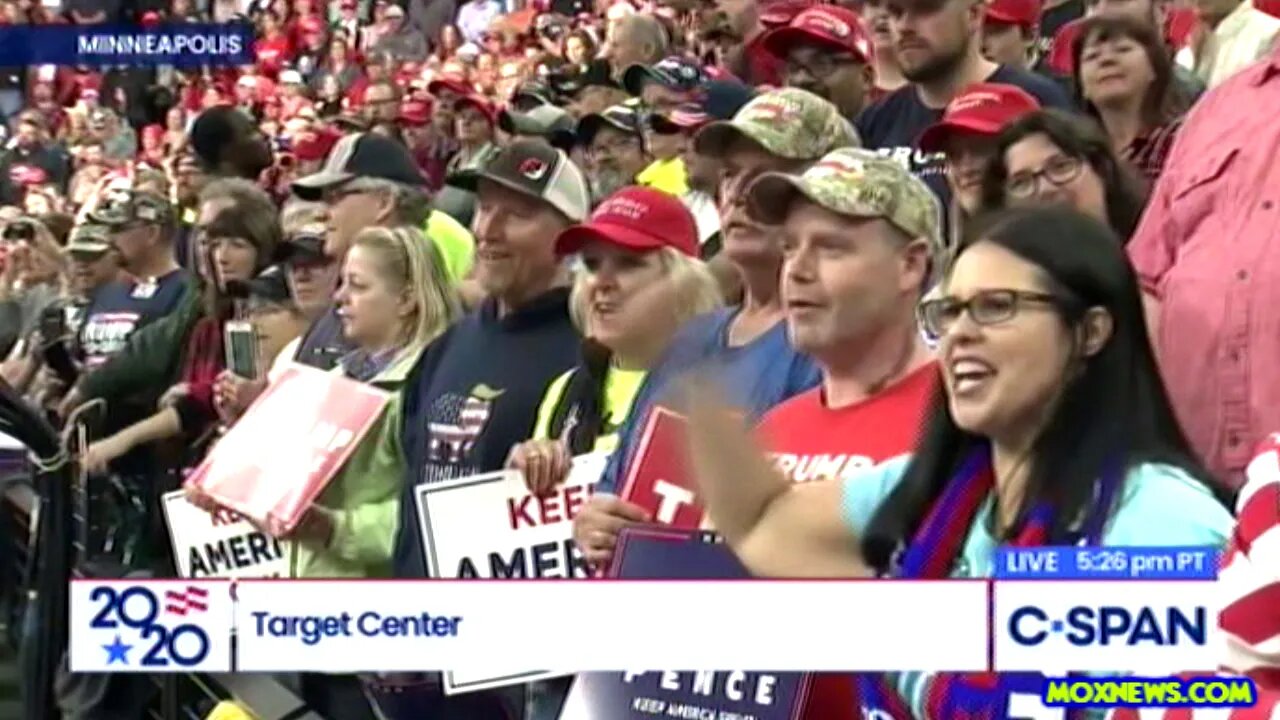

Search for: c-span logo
xmin=70 ymin=579 xmax=233 ymax=672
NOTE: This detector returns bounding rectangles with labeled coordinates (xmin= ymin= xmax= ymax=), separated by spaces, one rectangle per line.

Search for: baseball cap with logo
xmin=748 ymin=147 xmax=943 ymax=258
xmin=649 ymin=79 xmax=757 ymax=133
xmin=555 ymin=186 xmax=698 ymax=257
xmin=695 ymin=87 xmax=860 ymax=161
xmin=448 ymin=138 xmax=592 ymax=223
xmin=917 ymin=83 xmax=1040 ymax=153
xmin=762 ymin=5 xmax=872 ymax=63
xmin=292 ymin=132 xmax=426 ymax=200
xmin=622 ymin=56 xmax=708 ymax=97
xmin=66 ymin=223 xmax=112 ymax=256
xmin=88 ymin=189 xmax=174 ymax=229
xmin=576 ymin=104 xmax=644 ymax=148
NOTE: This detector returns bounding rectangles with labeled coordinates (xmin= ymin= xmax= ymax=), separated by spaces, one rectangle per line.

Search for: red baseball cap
xmin=556 ymin=186 xmax=698 ymax=257
xmin=985 ymin=0 xmax=1039 ymax=27
xmin=398 ymin=99 xmax=433 ymax=126
xmin=428 ymin=76 xmax=473 ymax=98
xmin=761 ymin=0 xmax=816 ymax=29
xmin=454 ymin=95 xmax=497 ymax=126
xmin=917 ymin=82 xmax=1040 ymax=153
xmin=299 ymin=15 xmax=327 ymax=35
xmin=762 ymin=5 xmax=871 ymax=63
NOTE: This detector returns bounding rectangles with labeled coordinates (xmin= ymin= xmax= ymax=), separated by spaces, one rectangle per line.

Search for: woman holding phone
xmin=683 ymin=206 xmax=1232 ymax=718
xmin=193 ymin=225 xmax=460 ymax=720
xmin=81 ymin=179 xmax=279 ymax=473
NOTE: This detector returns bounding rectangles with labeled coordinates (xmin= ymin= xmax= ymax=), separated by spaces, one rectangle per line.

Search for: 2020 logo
xmin=88 ymin=585 xmax=212 ymax=668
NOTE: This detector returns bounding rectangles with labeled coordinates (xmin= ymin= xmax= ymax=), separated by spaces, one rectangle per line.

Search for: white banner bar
xmin=233 ymin=579 xmax=990 ymax=673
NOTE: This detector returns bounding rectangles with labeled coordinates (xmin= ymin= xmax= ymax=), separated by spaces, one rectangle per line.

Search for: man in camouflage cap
xmin=65 ymin=222 xmax=123 ymax=300
xmin=88 ymin=189 xmax=180 ymax=283
xmin=742 ymin=146 xmax=940 ymax=464
xmin=573 ymin=90 xmax=860 ymax=568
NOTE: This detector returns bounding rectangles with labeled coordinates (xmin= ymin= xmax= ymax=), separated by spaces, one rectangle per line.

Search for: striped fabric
xmin=1108 ymin=434 xmax=1280 ymax=720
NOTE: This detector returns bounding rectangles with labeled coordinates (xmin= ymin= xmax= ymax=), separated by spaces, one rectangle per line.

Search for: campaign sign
xmin=559 ymin=529 xmax=811 ymax=720
xmin=186 ymin=365 xmax=389 ymax=535
xmin=415 ymin=452 xmax=608 ymax=694
xmin=618 ymin=408 xmax=707 ymax=530
xmin=161 ymin=490 xmax=286 ymax=579
xmin=70 ymin=579 xmax=234 ymax=672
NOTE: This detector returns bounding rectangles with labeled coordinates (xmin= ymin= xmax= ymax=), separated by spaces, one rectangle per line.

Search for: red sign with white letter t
xmin=618 ymin=407 xmax=707 ymax=530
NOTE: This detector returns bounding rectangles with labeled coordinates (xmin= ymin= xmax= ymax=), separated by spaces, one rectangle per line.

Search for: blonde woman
xmin=507 ymin=186 xmax=721 ymax=496
xmin=268 ymin=225 xmax=460 ymax=579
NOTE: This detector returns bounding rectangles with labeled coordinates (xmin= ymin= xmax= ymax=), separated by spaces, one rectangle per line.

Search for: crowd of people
xmin=2 ymin=0 xmax=1280 ymax=717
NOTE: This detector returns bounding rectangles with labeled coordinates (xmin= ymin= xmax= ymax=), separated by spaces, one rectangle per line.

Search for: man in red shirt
xmin=749 ymin=146 xmax=941 ymax=484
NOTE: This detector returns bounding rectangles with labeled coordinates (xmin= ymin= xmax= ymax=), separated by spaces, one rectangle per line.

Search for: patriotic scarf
xmin=854 ymin=442 xmax=1121 ymax=720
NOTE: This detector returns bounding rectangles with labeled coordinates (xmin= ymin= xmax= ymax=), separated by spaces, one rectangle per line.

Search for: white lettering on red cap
xmin=518 ymin=157 xmax=549 ymax=181
xmin=947 ymin=91 xmax=1003 ymax=114
xmin=803 ymin=11 xmax=852 ymax=39
xmin=597 ymin=196 xmax=650 ymax=221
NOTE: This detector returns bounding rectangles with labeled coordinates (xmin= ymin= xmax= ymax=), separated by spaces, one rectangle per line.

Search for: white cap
xmin=279 ymin=69 xmax=304 ymax=85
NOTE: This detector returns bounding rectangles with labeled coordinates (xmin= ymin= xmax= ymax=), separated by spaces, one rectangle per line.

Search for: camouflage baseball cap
xmin=88 ymin=189 xmax=173 ymax=229
xmin=694 ymin=87 xmax=860 ymax=161
xmin=66 ymin=223 xmax=112 ymax=256
xmin=748 ymin=147 xmax=943 ymax=256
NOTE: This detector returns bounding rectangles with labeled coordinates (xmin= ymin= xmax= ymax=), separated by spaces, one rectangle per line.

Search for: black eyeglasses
xmin=1004 ymin=155 xmax=1084 ymax=199
xmin=785 ymin=51 xmax=859 ymax=80
xmin=917 ymin=289 xmax=1060 ymax=340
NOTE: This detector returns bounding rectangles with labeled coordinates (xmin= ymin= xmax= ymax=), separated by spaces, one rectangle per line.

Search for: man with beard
xmin=576 ymin=104 xmax=651 ymax=204
xmin=855 ymin=0 xmax=1070 ymax=215
xmin=763 ymin=4 xmax=876 ymax=118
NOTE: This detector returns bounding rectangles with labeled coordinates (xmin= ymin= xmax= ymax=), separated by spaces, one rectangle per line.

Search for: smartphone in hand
xmin=224 ymin=320 xmax=259 ymax=380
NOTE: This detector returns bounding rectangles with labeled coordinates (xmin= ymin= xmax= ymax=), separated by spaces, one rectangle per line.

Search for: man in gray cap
xmin=385 ymin=138 xmax=593 ymax=720
xmin=498 ymin=103 xmax=576 ymax=152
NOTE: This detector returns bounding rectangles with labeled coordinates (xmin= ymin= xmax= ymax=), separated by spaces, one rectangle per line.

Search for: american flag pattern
xmin=164 ymin=586 xmax=209 ymax=616
xmin=422 ymin=391 xmax=495 ymax=483
xmin=1109 ymin=434 xmax=1280 ymax=720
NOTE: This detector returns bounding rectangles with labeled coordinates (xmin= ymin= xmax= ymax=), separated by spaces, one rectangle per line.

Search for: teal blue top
xmin=841 ymin=455 xmax=1234 ymax=718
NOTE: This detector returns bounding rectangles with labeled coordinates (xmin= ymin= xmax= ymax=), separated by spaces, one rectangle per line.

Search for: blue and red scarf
xmin=853 ymin=443 xmax=1121 ymax=720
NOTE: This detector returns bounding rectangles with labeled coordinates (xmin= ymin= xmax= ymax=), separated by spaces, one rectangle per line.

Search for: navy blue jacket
xmin=393 ymin=288 xmax=580 ymax=577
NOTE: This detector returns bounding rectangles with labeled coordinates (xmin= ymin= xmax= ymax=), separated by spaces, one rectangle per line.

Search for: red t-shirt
xmin=756 ymin=362 xmax=937 ymax=720
xmin=759 ymin=361 xmax=936 ymax=484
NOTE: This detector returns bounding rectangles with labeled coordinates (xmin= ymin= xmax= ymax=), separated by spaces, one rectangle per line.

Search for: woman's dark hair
xmin=196 ymin=178 xmax=281 ymax=319
xmin=980 ymin=109 xmax=1149 ymax=241
xmin=862 ymin=207 xmax=1226 ymax=573
xmin=563 ymin=30 xmax=597 ymax=62
xmin=1071 ymin=14 xmax=1190 ymax=129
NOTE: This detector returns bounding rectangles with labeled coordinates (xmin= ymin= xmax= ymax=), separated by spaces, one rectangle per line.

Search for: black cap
xmin=226 ymin=265 xmax=292 ymax=305
xmin=576 ymin=104 xmax=644 ymax=148
xmin=275 ymin=223 xmax=329 ymax=265
xmin=291 ymin=133 xmax=425 ymax=200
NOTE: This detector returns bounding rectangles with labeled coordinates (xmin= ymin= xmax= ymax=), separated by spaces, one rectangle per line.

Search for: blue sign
xmin=994 ymin=546 xmax=1219 ymax=580
xmin=558 ymin=529 xmax=810 ymax=720
xmin=0 ymin=24 xmax=253 ymax=67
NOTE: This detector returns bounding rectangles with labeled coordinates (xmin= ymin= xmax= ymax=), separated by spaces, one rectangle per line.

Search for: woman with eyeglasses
xmin=683 ymin=206 xmax=1231 ymax=718
xmin=981 ymin=109 xmax=1148 ymax=241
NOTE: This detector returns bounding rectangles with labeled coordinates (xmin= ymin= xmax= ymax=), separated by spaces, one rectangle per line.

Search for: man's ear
xmin=374 ymin=190 xmax=397 ymax=224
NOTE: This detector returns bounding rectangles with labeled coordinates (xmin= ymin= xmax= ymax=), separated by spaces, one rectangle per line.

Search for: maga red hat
xmin=917 ymin=82 xmax=1040 ymax=153
xmin=762 ymin=5 xmax=871 ymax=62
xmin=556 ymin=186 xmax=698 ymax=258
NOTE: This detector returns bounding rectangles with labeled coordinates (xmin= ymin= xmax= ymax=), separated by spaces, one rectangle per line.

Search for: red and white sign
xmin=186 ymin=365 xmax=390 ymax=535
xmin=618 ymin=407 xmax=708 ymax=530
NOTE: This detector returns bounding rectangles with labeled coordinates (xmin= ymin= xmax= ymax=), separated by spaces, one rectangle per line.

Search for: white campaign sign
xmin=414 ymin=452 xmax=607 ymax=695
xmin=162 ymin=490 xmax=287 ymax=579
